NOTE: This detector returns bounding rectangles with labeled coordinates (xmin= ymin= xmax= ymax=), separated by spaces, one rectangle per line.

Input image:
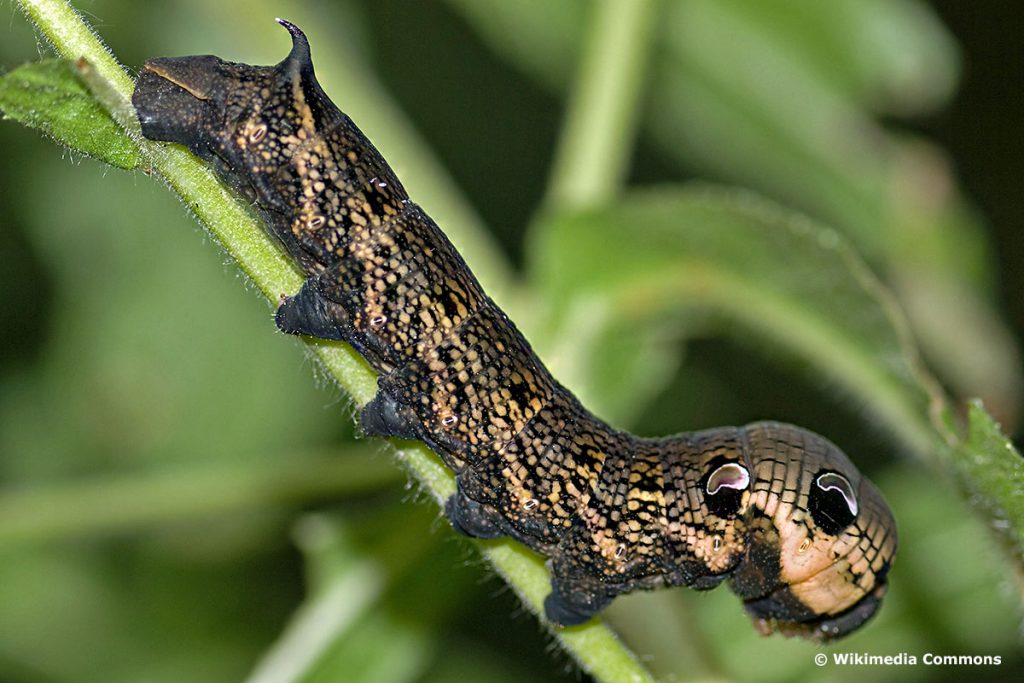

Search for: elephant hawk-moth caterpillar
xmin=132 ymin=19 xmax=897 ymax=641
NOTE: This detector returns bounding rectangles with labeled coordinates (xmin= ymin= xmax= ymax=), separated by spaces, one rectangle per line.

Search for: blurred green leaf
xmin=448 ymin=0 xmax=958 ymax=114
xmin=450 ymin=0 xmax=964 ymax=265
xmin=948 ymin=401 xmax=1024 ymax=574
xmin=445 ymin=0 xmax=585 ymax=89
xmin=0 ymin=59 xmax=138 ymax=169
xmin=300 ymin=613 xmax=432 ymax=683
xmin=256 ymin=507 xmax=558 ymax=683
xmin=537 ymin=298 xmax=688 ymax=427
xmin=453 ymin=0 xmax=1021 ymax=425
xmin=534 ymin=185 xmax=938 ymax=453
xmin=0 ymin=449 xmax=398 ymax=544
xmin=0 ymin=162 xmax=341 ymax=482
xmin=894 ymin=268 xmax=1022 ymax=433
xmin=706 ymin=0 xmax=959 ymax=115
xmin=0 ymin=540 xmax=297 ymax=683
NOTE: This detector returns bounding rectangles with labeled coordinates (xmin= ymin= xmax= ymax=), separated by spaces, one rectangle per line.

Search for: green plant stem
xmin=14 ymin=1 xmax=658 ymax=680
xmin=546 ymin=0 xmax=659 ymax=209
xmin=247 ymin=558 xmax=391 ymax=683
xmin=16 ymin=0 xmax=135 ymax=97
xmin=0 ymin=450 xmax=397 ymax=543
xmin=248 ymin=513 xmax=442 ymax=683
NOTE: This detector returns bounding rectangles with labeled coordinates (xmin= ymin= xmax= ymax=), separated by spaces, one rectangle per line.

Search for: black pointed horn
xmin=275 ymin=18 xmax=313 ymax=75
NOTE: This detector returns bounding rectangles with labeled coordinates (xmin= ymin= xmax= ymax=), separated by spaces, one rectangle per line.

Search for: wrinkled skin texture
xmin=132 ymin=20 xmax=897 ymax=641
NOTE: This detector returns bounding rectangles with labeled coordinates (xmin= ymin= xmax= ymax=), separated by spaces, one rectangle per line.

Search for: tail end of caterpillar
xmin=274 ymin=18 xmax=314 ymax=79
xmin=133 ymin=55 xmax=226 ymax=155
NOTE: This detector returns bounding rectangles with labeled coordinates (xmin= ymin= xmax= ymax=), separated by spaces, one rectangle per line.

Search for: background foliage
xmin=1 ymin=1 xmax=1022 ymax=682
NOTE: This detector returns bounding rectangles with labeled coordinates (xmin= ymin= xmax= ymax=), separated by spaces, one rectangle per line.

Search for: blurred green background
xmin=1 ymin=1 xmax=1022 ymax=682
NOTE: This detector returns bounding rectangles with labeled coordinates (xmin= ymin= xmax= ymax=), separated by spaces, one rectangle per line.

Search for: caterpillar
xmin=131 ymin=19 xmax=897 ymax=641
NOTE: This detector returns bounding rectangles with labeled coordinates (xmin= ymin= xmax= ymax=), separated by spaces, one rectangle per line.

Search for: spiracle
xmin=132 ymin=19 xmax=897 ymax=641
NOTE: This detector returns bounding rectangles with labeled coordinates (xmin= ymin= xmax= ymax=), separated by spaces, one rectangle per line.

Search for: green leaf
xmin=533 ymin=185 xmax=940 ymax=455
xmin=647 ymin=1 xmax=973 ymax=277
xmin=452 ymin=0 xmax=964 ymax=263
xmin=0 ymin=450 xmax=398 ymax=544
xmin=448 ymin=0 xmax=958 ymax=114
xmin=949 ymin=401 xmax=1024 ymax=573
xmin=699 ymin=0 xmax=960 ymax=116
xmin=455 ymin=0 xmax=1021 ymax=422
xmin=0 ymin=59 xmax=138 ymax=169
xmin=445 ymin=0 xmax=586 ymax=90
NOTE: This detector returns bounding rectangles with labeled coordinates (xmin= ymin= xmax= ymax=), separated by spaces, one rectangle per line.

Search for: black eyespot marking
xmin=701 ymin=457 xmax=749 ymax=518
xmin=132 ymin=21 xmax=898 ymax=642
xmin=808 ymin=470 xmax=859 ymax=535
xmin=817 ymin=472 xmax=858 ymax=516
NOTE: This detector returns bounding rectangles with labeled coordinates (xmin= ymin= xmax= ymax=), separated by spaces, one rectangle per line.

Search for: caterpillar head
xmin=720 ymin=423 xmax=897 ymax=641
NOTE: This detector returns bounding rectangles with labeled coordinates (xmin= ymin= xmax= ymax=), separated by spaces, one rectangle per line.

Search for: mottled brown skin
xmin=132 ymin=20 xmax=897 ymax=640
